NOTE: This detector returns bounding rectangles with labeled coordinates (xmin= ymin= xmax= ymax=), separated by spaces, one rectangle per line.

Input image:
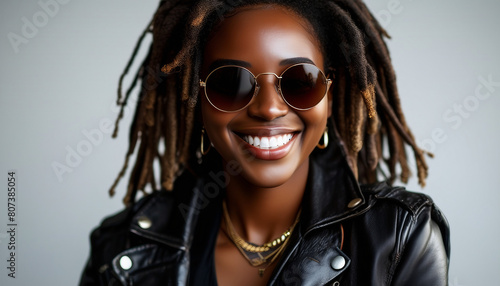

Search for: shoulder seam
xmin=98 ymin=191 xmax=166 ymax=230
xmin=362 ymin=183 xmax=433 ymax=215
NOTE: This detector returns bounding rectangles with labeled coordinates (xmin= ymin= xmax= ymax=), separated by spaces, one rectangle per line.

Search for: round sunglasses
xmin=199 ymin=63 xmax=332 ymax=112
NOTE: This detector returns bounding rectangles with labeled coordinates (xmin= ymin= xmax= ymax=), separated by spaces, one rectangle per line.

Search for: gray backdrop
xmin=1 ymin=0 xmax=499 ymax=285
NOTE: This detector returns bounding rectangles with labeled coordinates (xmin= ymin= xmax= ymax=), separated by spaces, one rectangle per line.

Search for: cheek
xmin=297 ymin=97 xmax=330 ymax=156
xmin=201 ymin=97 xmax=234 ymax=152
xmin=302 ymin=97 xmax=329 ymax=134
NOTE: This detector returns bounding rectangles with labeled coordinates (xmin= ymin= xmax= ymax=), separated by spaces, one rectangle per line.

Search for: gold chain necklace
xmin=222 ymin=201 xmax=301 ymax=276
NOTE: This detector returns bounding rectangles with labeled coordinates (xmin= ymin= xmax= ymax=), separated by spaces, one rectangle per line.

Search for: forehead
xmin=202 ymin=5 xmax=324 ymax=72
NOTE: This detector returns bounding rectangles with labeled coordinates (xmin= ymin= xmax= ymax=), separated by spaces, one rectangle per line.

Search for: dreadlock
xmin=110 ymin=0 xmax=430 ymax=205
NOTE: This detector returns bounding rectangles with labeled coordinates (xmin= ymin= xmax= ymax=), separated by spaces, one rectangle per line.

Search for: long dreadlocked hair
xmin=110 ymin=0 xmax=431 ymax=205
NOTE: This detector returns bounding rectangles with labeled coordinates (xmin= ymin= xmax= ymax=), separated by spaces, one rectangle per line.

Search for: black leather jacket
xmin=80 ymin=143 xmax=450 ymax=285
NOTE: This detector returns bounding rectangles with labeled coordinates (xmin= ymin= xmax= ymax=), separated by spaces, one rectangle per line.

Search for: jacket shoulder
xmin=94 ymin=191 xmax=160 ymax=231
xmin=360 ymin=182 xmax=435 ymax=215
xmin=90 ymin=170 xmax=200 ymax=239
xmin=357 ymin=181 xmax=450 ymax=285
xmin=80 ymin=172 xmax=199 ymax=286
xmin=85 ymin=191 xmax=171 ymax=262
xmin=360 ymin=181 xmax=450 ymax=254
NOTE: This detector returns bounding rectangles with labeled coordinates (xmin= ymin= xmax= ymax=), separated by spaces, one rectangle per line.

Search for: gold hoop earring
xmin=317 ymin=127 xmax=329 ymax=149
xmin=201 ymin=128 xmax=211 ymax=155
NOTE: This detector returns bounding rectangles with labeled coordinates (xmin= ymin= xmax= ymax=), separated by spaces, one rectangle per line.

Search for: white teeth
xmin=242 ymin=133 xmax=294 ymax=149
xmin=277 ymin=136 xmax=284 ymax=146
xmin=269 ymin=137 xmax=277 ymax=148
xmin=254 ymin=137 xmax=260 ymax=147
xmin=261 ymin=137 xmax=270 ymax=148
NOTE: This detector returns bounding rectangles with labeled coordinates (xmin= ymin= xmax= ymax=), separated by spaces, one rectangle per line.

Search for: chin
xmin=244 ymin=172 xmax=290 ymax=189
xmin=236 ymin=159 xmax=305 ymax=189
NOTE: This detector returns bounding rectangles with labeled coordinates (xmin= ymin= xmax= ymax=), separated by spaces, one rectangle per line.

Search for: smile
xmin=242 ymin=134 xmax=294 ymax=150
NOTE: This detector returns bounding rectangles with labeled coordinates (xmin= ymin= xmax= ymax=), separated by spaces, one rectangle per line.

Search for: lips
xmin=233 ymin=129 xmax=299 ymax=160
xmin=242 ymin=134 xmax=294 ymax=150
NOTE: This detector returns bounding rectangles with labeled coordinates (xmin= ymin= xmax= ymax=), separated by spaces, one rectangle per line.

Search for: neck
xmin=223 ymin=160 xmax=308 ymax=245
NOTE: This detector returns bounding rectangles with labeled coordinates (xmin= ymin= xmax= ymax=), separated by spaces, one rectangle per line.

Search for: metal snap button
xmin=119 ymin=256 xmax=133 ymax=270
xmin=137 ymin=216 xmax=152 ymax=229
xmin=331 ymin=255 xmax=346 ymax=270
xmin=347 ymin=198 xmax=362 ymax=208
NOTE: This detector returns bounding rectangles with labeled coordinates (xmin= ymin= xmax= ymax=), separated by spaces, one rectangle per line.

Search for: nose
xmin=247 ymin=74 xmax=289 ymax=121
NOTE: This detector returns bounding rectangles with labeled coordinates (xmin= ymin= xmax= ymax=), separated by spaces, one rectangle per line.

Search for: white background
xmin=0 ymin=0 xmax=499 ymax=285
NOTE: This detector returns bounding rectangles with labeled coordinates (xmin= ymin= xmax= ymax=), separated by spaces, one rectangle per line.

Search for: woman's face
xmin=201 ymin=5 xmax=331 ymax=188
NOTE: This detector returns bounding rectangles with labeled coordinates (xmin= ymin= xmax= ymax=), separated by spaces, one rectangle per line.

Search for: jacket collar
xmin=300 ymin=136 xmax=368 ymax=235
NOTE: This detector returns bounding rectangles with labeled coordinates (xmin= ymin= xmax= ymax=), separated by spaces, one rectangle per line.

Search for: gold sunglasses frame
xmin=199 ymin=63 xmax=332 ymax=112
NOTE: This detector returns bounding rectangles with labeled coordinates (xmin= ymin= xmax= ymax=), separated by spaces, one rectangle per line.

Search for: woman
xmin=80 ymin=0 xmax=450 ymax=285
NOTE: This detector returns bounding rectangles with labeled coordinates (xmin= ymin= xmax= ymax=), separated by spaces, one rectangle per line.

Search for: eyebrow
xmin=208 ymin=59 xmax=252 ymax=71
xmin=279 ymin=57 xmax=315 ymax=66
xmin=207 ymin=57 xmax=316 ymax=72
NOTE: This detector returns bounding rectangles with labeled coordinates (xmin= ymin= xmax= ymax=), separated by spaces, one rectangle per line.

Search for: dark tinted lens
xmin=280 ymin=64 xmax=327 ymax=109
xmin=205 ymin=66 xmax=255 ymax=111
